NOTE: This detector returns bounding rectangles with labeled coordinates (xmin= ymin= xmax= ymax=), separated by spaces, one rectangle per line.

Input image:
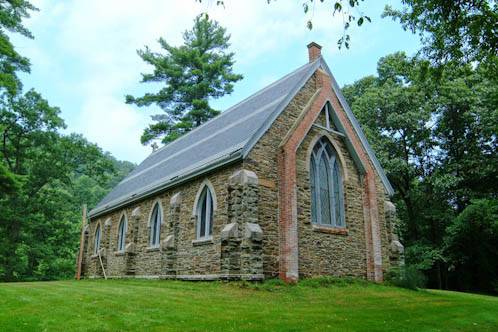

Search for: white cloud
xmin=75 ymin=94 xmax=149 ymax=161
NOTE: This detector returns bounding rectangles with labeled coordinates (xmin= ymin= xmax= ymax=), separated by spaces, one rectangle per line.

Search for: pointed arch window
xmin=310 ymin=137 xmax=345 ymax=227
xmin=94 ymin=224 xmax=101 ymax=254
xmin=196 ymin=186 xmax=214 ymax=239
xmin=149 ymin=203 xmax=162 ymax=247
xmin=117 ymin=215 xmax=127 ymax=252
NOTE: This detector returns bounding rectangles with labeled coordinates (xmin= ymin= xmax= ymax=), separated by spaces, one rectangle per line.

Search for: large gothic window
xmin=196 ymin=185 xmax=214 ymax=239
xmin=310 ymin=137 xmax=345 ymax=227
xmin=149 ymin=203 xmax=162 ymax=247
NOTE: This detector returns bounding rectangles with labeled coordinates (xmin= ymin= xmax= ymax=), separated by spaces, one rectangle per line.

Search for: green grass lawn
xmin=0 ymin=279 xmax=497 ymax=332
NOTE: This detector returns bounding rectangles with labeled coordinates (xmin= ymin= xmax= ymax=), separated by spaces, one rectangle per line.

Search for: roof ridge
xmin=119 ymin=95 xmax=286 ymax=185
xmin=146 ymin=60 xmax=316 ymax=158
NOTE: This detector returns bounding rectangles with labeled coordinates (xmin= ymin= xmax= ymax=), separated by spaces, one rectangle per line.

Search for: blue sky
xmin=14 ymin=0 xmax=420 ymax=163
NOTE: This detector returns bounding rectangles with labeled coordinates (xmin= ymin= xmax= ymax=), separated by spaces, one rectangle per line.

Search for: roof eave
xmin=88 ymin=149 xmax=244 ymax=219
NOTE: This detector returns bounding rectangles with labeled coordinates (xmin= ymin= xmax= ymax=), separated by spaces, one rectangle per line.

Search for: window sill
xmin=312 ymin=224 xmax=348 ymax=235
xmin=192 ymin=237 xmax=214 ymax=246
xmin=114 ymin=251 xmax=125 ymax=256
xmin=146 ymin=246 xmax=160 ymax=252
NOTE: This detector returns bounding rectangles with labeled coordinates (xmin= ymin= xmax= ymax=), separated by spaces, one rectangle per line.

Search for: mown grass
xmin=0 ymin=278 xmax=497 ymax=331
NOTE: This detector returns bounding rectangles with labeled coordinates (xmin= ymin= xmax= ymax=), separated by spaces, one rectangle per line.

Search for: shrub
xmin=444 ymin=199 xmax=498 ymax=294
xmin=386 ymin=265 xmax=427 ymax=290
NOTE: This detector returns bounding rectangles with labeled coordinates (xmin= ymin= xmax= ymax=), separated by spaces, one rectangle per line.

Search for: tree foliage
xmin=384 ymin=0 xmax=498 ymax=65
xmin=444 ymin=199 xmax=498 ymax=293
xmin=0 ymin=0 xmax=37 ymax=95
xmin=126 ymin=14 xmax=242 ymax=146
xmin=343 ymin=52 xmax=498 ymax=293
xmin=0 ymin=90 xmax=134 ymax=281
xmin=299 ymin=0 xmax=371 ymax=49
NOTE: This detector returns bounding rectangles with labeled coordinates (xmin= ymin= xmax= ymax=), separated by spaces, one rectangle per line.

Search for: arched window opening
xmin=149 ymin=203 xmax=162 ymax=247
xmin=117 ymin=215 xmax=127 ymax=252
xmin=309 ymin=137 xmax=345 ymax=227
xmin=196 ymin=186 xmax=214 ymax=239
xmin=94 ymin=224 xmax=101 ymax=255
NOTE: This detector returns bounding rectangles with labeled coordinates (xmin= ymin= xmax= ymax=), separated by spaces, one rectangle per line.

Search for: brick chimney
xmin=307 ymin=42 xmax=322 ymax=62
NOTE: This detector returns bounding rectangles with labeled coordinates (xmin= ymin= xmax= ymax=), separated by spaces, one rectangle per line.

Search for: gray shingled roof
xmin=89 ymin=57 xmax=393 ymax=218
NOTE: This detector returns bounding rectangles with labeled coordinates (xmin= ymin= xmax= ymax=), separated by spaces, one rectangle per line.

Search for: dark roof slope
xmin=89 ymin=57 xmax=393 ymax=218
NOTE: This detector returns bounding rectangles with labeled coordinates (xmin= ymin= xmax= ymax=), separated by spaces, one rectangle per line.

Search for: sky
xmin=13 ymin=0 xmax=421 ymax=164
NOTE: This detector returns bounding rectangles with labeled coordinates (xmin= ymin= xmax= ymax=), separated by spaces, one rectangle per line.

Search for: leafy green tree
xmin=0 ymin=0 xmax=134 ymax=281
xmin=343 ymin=52 xmax=498 ymax=292
xmin=384 ymin=0 xmax=498 ymax=65
xmin=343 ymin=53 xmax=435 ymax=242
xmin=126 ymin=14 xmax=242 ymax=146
xmin=432 ymin=62 xmax=498 ymax=212
xmin=0 ymin=89 xmax=63 ymax=280
xmin=0 ymin=162 xmax=19 ymax=196
xmin=0 ymin=89 xmax=133 ymax=281
xmin=444 ymin=199 xmax=498 ymax=293
xmin=0 ymin=0 xmax=37 ymax=95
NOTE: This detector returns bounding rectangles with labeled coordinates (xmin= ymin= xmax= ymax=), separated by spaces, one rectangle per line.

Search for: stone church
xmin=78 ymin=43 xmax=403 ymax=283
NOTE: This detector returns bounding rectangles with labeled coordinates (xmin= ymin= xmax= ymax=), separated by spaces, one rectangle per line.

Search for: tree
xmin=343 ymin=52 xmax=498 ymax=292
xmin=444 ymin=199 xmax=498 ymax=293
xmin=0 ymin=0 xmax=135 ymax=281
xmin=0 ymin=162 xmax=19 ymax=196
xmin=0 ymin=89 xmax=133 ymax=281
xmin=432 ymin=62 xmax=498 ymax=212
xmin=0 ymin=0 xmax=37 ymax=95
xmin=126 ymin=14 xmax=243 ymax=146
xmin=343 ymin=53 xmax=435 ymax=243
xmin=384 ymin=0 xmax=498 ymax=65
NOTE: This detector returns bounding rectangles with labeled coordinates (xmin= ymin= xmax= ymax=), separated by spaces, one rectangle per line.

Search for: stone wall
xmin=82 ymin=163 xmax=263 ymax=280
xmin=243 ymin=74 xmax=320 ymax=277
xmin=245 ymin=70 xmax=399 ymax=281
xmin=244 ymin=72 xmax=370 ymax=279
xmin=295 ymin=127 xmax=368 ymax=278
